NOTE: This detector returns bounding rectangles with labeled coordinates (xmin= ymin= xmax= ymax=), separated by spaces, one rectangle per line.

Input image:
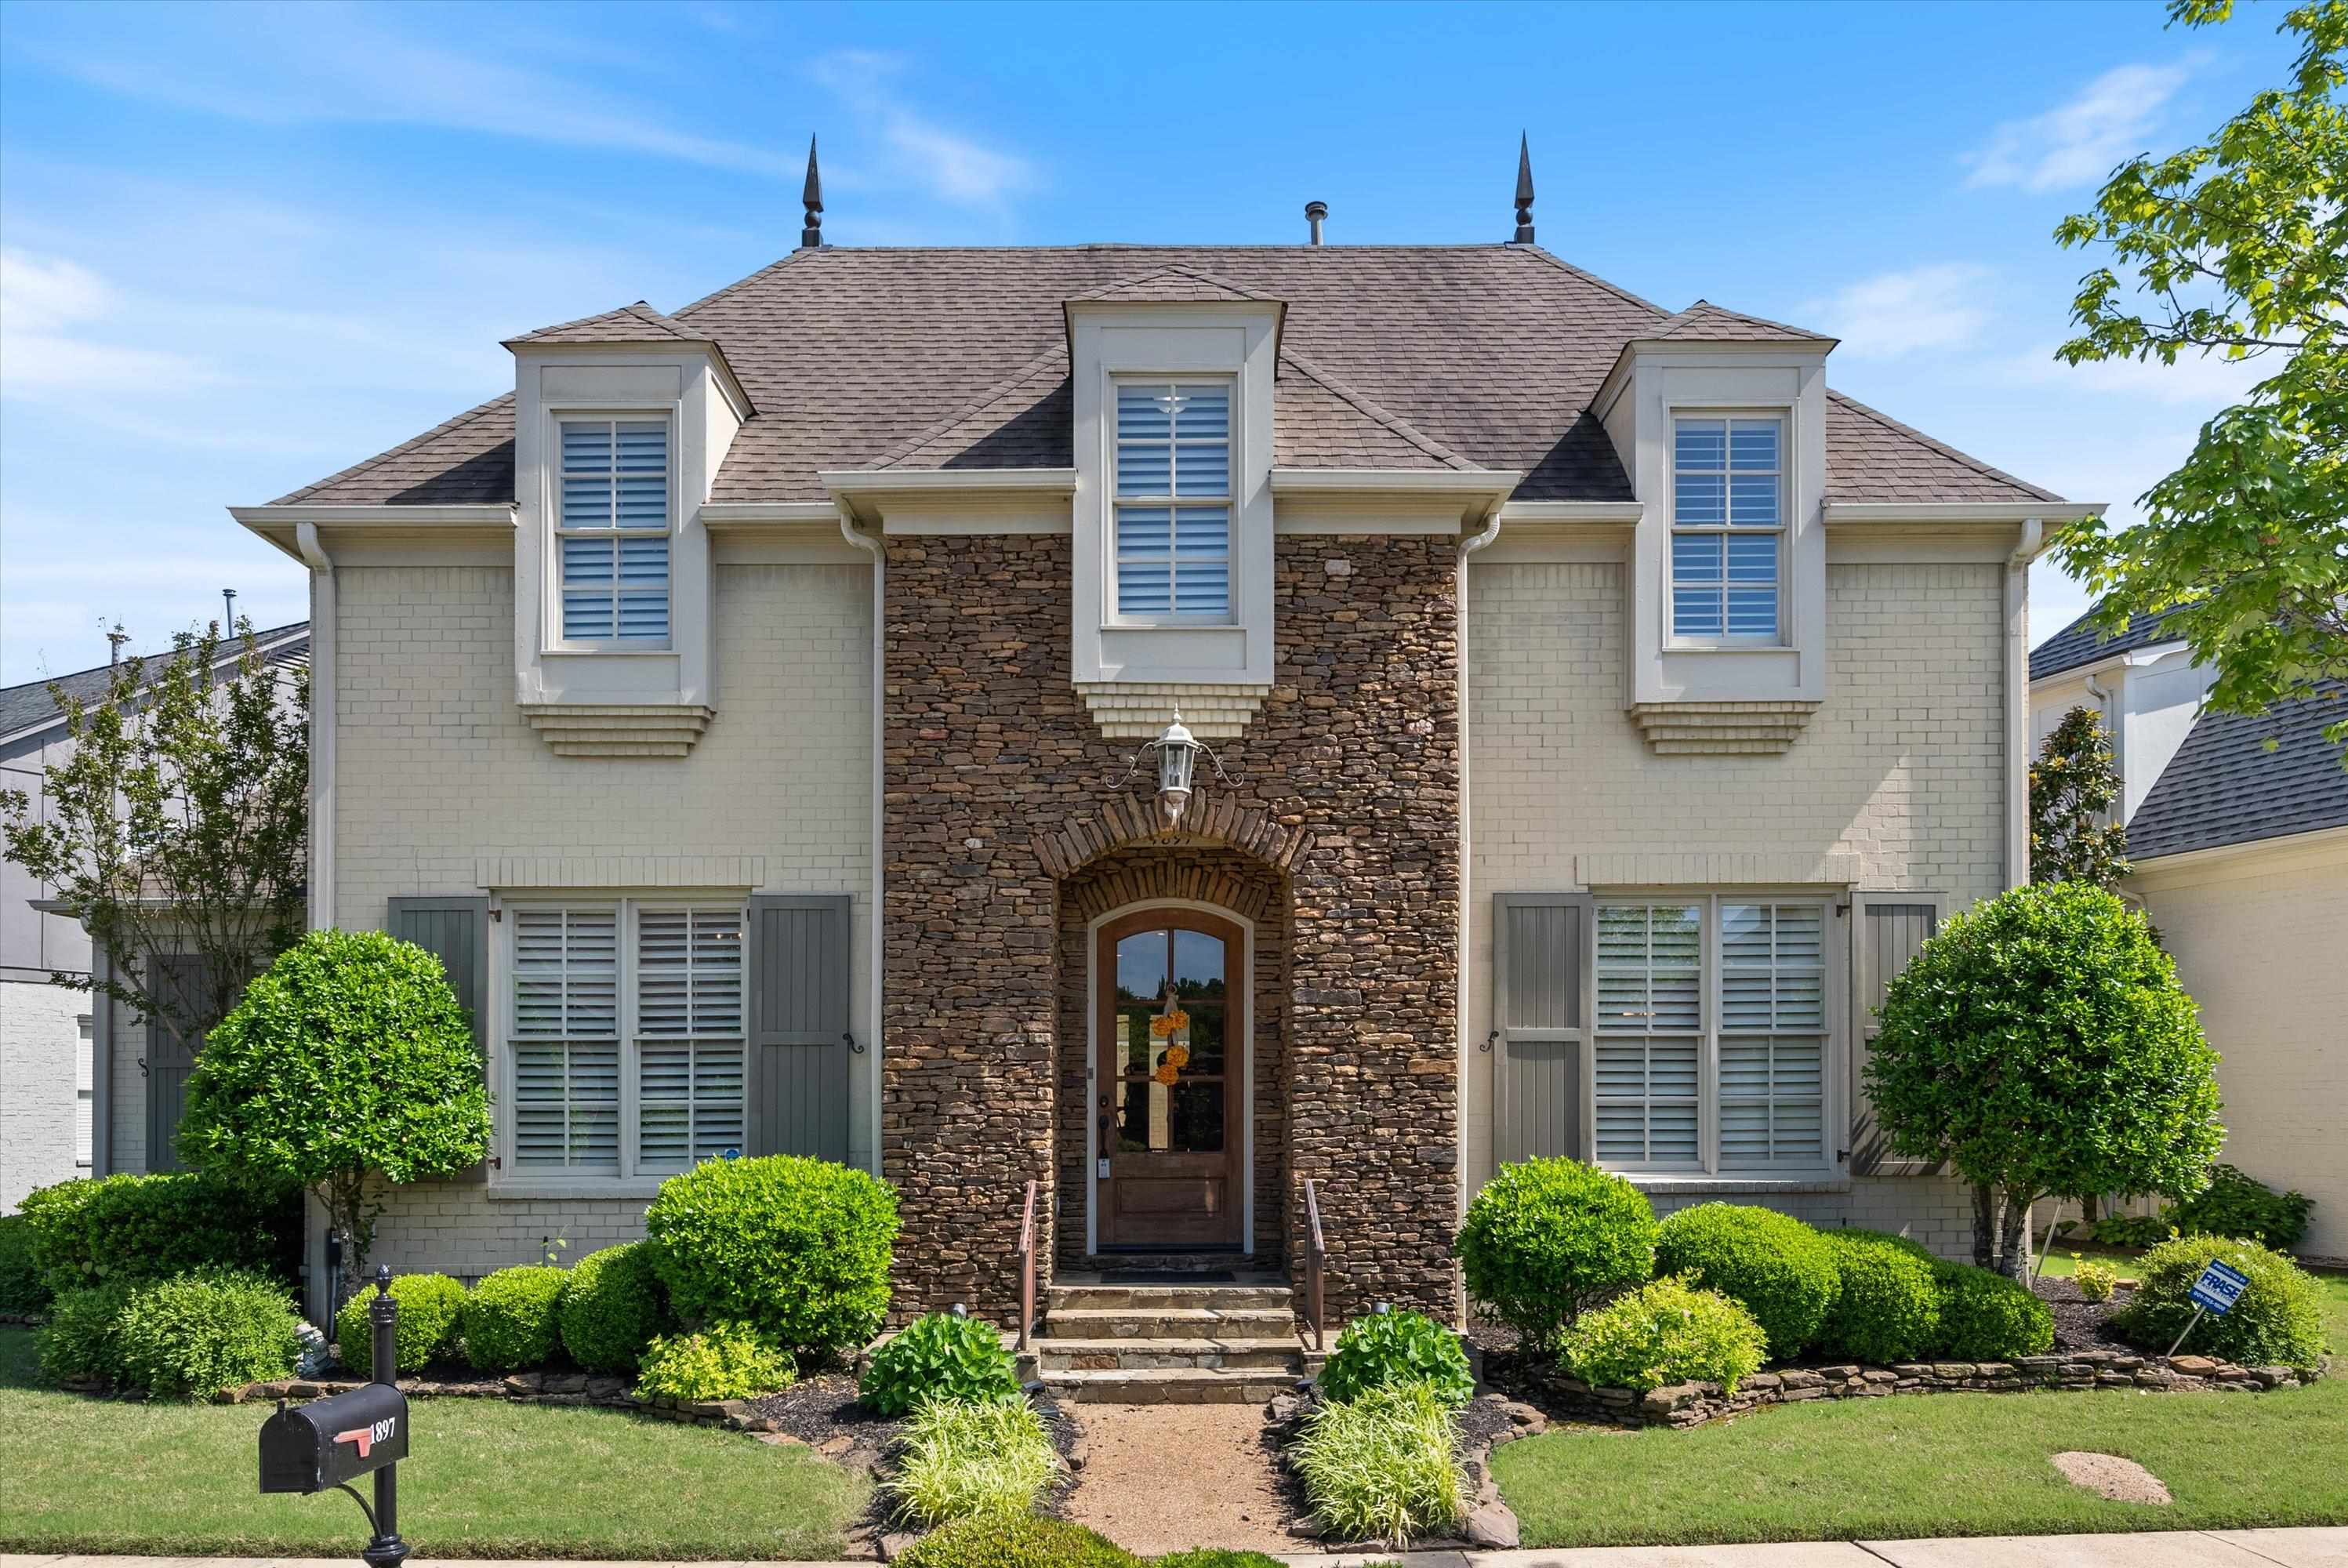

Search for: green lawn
xmin=1493 ymin=1264 xmax=2348 ymax=1548
xmin=0 ymin=1330 xmax=868 ymax=1559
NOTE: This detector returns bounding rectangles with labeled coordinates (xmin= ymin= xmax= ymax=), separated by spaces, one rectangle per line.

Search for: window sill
xmin=1099 ymin=620 xmax=1239 ymax=633
xmin=486 ymin=1179 xmax=669 ymax=1202
xmin=1619 ymin=1174 xmax=1851 ymax=1196
xmin=541 ymin=647 xmax=679 ymax=659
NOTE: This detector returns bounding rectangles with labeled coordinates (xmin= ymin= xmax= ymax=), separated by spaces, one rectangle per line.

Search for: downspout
xmin=296 ymin=523 xmax=336 ymax=931
xmin=839 ymin=506 xmax=886 ymax=1178
xmin=2005 ymin=518 xmax=2044 ymax=890
xmin=1454 ymin=501 xmax=1504 ymax=1229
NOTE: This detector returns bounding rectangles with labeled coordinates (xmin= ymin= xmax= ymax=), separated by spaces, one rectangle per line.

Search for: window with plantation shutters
xmin=1594 ymin=903 xmax=1703 ymax=1167
xmin=512 ymin=908 xmax=621 ymax=1171
xmin=1113 ymin=381 xmax=1231 ymax=619
xmin=557 ymin=419 xmax=670 ymax=645
xmin=1670 ymin=415 xmax=1784 ymax=641
xmin=635 ymin=908 xmax=745 ymax=1174
xmin=1718 ymin=903 xmax=1825 ymax=1168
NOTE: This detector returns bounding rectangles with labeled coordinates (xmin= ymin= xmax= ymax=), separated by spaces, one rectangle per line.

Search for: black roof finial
xmin=800 ymin=134 xmax=825 ymax=249
xmin=1512 ymin=132 xmax=1535 ymax=245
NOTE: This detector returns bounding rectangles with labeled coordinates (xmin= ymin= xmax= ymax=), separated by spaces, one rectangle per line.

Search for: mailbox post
xmin=259 ymin=1265 xmax=411 ymax=1568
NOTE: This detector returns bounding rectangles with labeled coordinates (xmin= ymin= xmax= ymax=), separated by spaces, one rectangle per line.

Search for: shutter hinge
xmin=1479 ymin=1029 xmax=1497 ymax=1054
xmin=845 ymin=1029 xmax=865 ymax=1054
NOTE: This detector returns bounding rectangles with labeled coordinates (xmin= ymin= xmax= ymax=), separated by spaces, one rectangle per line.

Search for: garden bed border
xmin=212 ymin=1370 xmax=796 ymax=1435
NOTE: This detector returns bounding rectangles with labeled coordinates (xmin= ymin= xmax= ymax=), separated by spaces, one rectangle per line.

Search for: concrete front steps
xmin=1022 ymin=1276 xmax=1321 ymax=1403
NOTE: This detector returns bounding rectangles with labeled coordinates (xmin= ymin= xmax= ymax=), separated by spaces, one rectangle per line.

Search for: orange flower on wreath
xmin=1164 ymin=1044 xmax=1190 ymax=1069
xmin=1152 ymin=1062 xmax=1179 ymax=1086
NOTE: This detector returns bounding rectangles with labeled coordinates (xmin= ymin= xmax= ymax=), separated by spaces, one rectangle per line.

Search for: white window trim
xmin=546 ymin=411 xmax=678 ymax=655
xmin=1665 ymin=410 xmax=1789 ymax=649
xmin=489 ymin=894 xmax=748 ymax=1195
xmin=1106 ymin=376 xmax=1237 ymax=628
xmin=1587 ymin=890 xmax=1845 ymax=1178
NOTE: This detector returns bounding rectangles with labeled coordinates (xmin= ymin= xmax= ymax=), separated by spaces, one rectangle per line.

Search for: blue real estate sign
xmin=2188 ymin=1259 xmax=2252 ymax=1315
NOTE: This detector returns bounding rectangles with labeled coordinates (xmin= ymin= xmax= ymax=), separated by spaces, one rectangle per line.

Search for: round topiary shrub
xmin=644 ymin=1154 xmax=898 ymax=1356
xmin=1931 ymin=1261 xmax=2053 ymax=1359
xmin=1653 ymin=1203 xmax=1840 ymax=1360
xmin=38 ymin=1279 xmax=136 ymax=1385
xmin=336 ymin=1272 xmax=467 ymax=1374
xmin=1319 ymin=1307 xmax=1474 ymax=1407
xmin=893 ymin=1512 xmax=1142 ymax=1568
xmin=1816 ymin=1230 xmax=1941 ymax=1364
xmin=1454 ymin=1158 xmax=1658 ymax=1352
xmin=559 ymin=1241 xmax=670 ymax=1374
xmin=2116 ymin=1235 xmax=2326 ymax=1369
xmin=1556 ymin=1276 xmax=1768 ymax=1395
xmin=461 ymin=1265 xmax=568 ymax=1370
xmin=860 ymin=1310 xmax=1021 ymax=1417
xmin=633 ymin=1322 xmax=794 ymax=1402
xmin=116 ymin=1269 xmax=301 ymax=1399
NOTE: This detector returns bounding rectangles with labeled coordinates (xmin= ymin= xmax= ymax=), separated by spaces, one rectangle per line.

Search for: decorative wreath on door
xmin=1149 ymin=989 xmax=1191 ymax=1084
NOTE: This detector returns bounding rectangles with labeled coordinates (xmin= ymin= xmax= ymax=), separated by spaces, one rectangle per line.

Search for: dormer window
xmin=1670 ymin=415 xmax=1784 ymax=641
xmin=559 ymin=418 xmax=671 ymax=646
xmin=1113 ymin=381 xmax=1231 ymax=620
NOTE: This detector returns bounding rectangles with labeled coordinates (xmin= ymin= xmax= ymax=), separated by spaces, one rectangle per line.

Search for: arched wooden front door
xmin=1094 ymin=907 xmax=1246 ymax=1251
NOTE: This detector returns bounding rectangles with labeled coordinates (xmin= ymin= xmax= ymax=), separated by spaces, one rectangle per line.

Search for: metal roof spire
xmin=800 ymin=135 xmax=825 ymax=249
xmin=1512 ymin=133 xmax=1535 ymax=245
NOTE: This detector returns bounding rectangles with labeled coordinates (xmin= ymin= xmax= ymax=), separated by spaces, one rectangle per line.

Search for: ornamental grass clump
xmin=2116 ymin=1235 xmax=2326 ymax=1370
xmin=461 ymin=1265 xmax=569 ymax=1370
xmin=1556 ymin=1276 xmax=1766 ymax=1394
xmin=1290 ymin=1381 xmax=1465 ymax=1545
xmin=633 ymin=1323 xmax=795 ymax=1402
xmin=1653 ymin=1203 xmax=1840 ymax=1360
xmin=1815 ymin=1229 xmax=1940 ymax=1365
xmin=1453 ymin=1157 xmax=1657 ymax=1352
xmin=1318 ymin=1308 xmax=1473 ymax=1407
xmin=888 ymin=1396 xmax=1058 ymax=1526
xmin=859 ymin=1311 xmax=1021 ymax=1416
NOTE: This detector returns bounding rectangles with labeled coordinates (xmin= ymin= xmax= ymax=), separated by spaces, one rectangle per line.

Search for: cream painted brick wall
xmin=1462 ymin=557 xmax=2010 ymax=1247
xmin=1646 ymin=1177 xmax=1979 ymax=1262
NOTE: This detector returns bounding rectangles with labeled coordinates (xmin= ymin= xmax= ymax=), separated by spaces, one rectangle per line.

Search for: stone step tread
xmin=1033 ymin=1336 xmax=1305 ymax=1353
xmin=1039 ymin=1366 xmax=1301 ymax=1403
xmin=1044 ymin=1307 xmax=1297 ymax=1334
xmin=1047 ymin=1286 xmax=1294 ymax=1310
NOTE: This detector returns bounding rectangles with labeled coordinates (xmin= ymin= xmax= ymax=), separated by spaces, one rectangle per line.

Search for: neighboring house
xmin=165 ymin=165 xmax=2090 ymax=1327
xmin=0 ymin=622 xmax=310 ymax=1210
xmin=2032 ymin=611 xmax=2348 ymax=1261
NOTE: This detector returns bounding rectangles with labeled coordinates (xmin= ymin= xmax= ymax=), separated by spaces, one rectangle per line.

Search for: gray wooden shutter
xmin=1493 ymin=893 xmax=1592 ymax=1166
xmin=144 ymin=954 xmax=212 ymax=1173
xmin=1850 ymin=900 xmax=1940 ymax=1176
xmin=390 ymin=896 xmax=492 ymax=1184
xmin=748 ymin=895 xmax=852 ymax=1163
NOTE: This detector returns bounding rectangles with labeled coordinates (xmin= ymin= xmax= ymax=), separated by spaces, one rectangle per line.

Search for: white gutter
xmin=2005 ymin=518 xmax=2045 ymax=888
xmin=296 ymin=523 xmax=337 ymax=931
xmin=838 ymin=506 xmax=887 ymax=1178
xmin=1454 ymin=503 xmax=1504 ymax=1219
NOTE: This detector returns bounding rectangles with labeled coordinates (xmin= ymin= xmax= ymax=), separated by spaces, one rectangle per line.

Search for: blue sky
xmin=0 ymin=0 xmax=2293 ymax=684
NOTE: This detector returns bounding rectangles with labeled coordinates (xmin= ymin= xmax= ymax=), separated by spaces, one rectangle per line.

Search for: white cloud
xmin=1998 ymin=342 xmax=2271 ymax=409
xmin=0 ymin=249 xmax=221 ymax=394
xmin=1803 ymin=264 xmax=1994 ymax=359
xmin=810 ymin=50 xmax=1036 ymax=208
xmin=1963 ymin=63 xmax=2190 ymax=193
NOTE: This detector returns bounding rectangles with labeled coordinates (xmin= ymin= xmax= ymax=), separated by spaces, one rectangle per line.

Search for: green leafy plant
xmin=888 ymin=1396 xmax=1057 ymax=1526
xmin=2163 ymin=1163 xmax=2316 ymax=1250
xmin=859 ymin=1311 xmax=1019 ymax=1417
xmin=16 ymin=1171 xmax=296 ymax=1294
xmin=644 ymin=1154 xmax=898 ymax=1357
xmin=2090 ymin=1214 xmax=2176 ymax=1249
xmin=1816 ymin=1230 xmax=1942 ymax=1365
xmin=558 ymin=1241 xmax=670 ymax=1374
xmin=0 ymin=1215 xmax=52 ymax=1313
xmin=180 ymin=928 xmax=490 ymax=1276
xmin=1453 ymin=1157 xmax=1658 ymax=1352
xmin=1289 ymin=1381 xmax=1465 ymax=1544
xmin=1556 ymin=1276 xmax=1767 ymax=1395
xmin=115 ymin=1269 xmax=301 ymax=1399
xmin=892 ymin=1513 xmax=1141 ymax=1568
xmin=1931 ymin=1261 xmax=2054 ymax=1359
xmin=1653 ymin=1203 xmax=1840 ymax=1360
xmin=2030 ymin=707 xmax=2131 ymax=888
xmin=2115 ymin=1235 xmax=2327 ymax=1369
xmin=1868 ymin=883 xmax=2223 ymax=1274
xmin=335 ymin=1272 xmax=466 ymax=1374
xmin=38 ymin=1279 xmax=136 ymax=1385
xmin=2074 ymin=1256 xmax=2121 ymax=1303
xmin=1319 ymin=1308 xmax=1474 ymax=1407
xmin=1152 ymin=1555 xmax=1294 ymax=1568
xmin=633 ymin=1323 xmax=795 ymax=1402
xmin=460 ymin=1265 xmax=569 ymax=1371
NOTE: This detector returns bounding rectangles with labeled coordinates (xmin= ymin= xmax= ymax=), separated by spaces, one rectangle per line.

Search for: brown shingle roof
xmin=1646 ymin=299 xmax=1831 ymax=343
xmin=271 ymin=244 xmax=2061 ymax=510
xmin=504 ymin=300 xmax=706 ymax=347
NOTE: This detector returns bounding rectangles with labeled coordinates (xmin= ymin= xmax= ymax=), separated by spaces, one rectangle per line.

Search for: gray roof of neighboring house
xmin=2128 ymin=681 xmax=2348 ymax=860
xmin=269 ymin=244 xmax=2065 ymax=511
xmin=2030 ymin=604 xmax=2191 ymax=682
xmin=0 ymin=622 xmax=310 ymax=747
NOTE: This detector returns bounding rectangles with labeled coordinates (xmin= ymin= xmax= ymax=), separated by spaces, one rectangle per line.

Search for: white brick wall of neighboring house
xmin=1461 ymin=557 xmax=2012 ymax=1258
xmin=2 ymin=980 xmax=88 ymax=1210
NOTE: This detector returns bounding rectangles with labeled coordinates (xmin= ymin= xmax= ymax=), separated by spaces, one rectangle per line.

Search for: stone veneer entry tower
xmin=881 ymin=530 xmax=1464 ymax=1326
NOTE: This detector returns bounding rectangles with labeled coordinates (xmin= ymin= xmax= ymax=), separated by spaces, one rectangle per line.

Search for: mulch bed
xmin=2034 ymin=1274 xmax=2139 ymax=1353
xmin=746 ymin=1372 xmax=895 ymax=1450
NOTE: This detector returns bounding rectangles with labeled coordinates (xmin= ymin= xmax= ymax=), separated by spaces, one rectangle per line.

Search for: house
xmin=107 ymin=154 xmax=2095 ymax=1327
xmin=2031 ymin=609 xmax=2347 ymax=1261
xmin=2 ymin=621 xmax=309 ymax=1209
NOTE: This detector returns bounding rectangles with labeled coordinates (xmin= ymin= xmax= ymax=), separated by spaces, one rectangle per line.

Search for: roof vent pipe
xmin=1305 ymin=201 xmax=1327 ymax=245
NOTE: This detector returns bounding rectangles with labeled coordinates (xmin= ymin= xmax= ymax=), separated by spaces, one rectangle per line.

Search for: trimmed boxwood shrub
xmin=558 ymin=1241 xmax=670 ymax=1374
xmin=461 ymin=1265 xmax=568 ymax=1370
xmin=0 ymin=1215 xmax=49 ymax=1313
xmin=1319 ymin=1308 xmax=1474 ymax=1407
xmin=1454 ymin=1158 xmax=1657 ymax=1352
xmin=116 ymin=1269 xmax=301 ymax=1399
xmin=861 ymin=1311 xmax=1021 ymax=1416
xmin=1557 ymin=1276 xmax=1768 ymax=1395
xmin=1653 ymin=1203 xmax=1839 ymax=1359
xmin=634 ymin=1323 xmax=795 ymax=1401
xmin=1931 ymin=1261 xmax=2053 ymax=1359
xmin=16 ymin=1171 xmax=297 ymax=1293
xmin=336 ymin=1272 xmax=466 ymax=1374
xmin=644 ymin=1154 xmax=898 ymax=1356
xmin=2116 ymin=1235 xmax=2327 ymax=1369
xmin=38 ymin=1279 xmax=136 ymax=1384
xmin=1816 ymin=1229 xmax=1940 ymax=1364
xmin=893 ymin=1513 xmax=1141 ymax=1568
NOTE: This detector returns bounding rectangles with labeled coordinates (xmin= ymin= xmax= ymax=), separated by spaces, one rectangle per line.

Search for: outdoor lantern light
xmin=1152 ymin=712 xmax=1202 ymax=829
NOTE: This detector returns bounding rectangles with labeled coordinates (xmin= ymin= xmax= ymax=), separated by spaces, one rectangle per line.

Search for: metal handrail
xmin=1015 ymin=1179 xmax=1038 ymax=1352
xmin=1302 ymin=1178 xmax=1327 ymax=1352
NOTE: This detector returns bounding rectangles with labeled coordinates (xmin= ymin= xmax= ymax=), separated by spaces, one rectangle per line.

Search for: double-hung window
xmin=1670 ymin=415 xmax=1784 ymax=641
xmin=1594 ymin=896 xmax=1828 ymax=1172
xmin=1112 ymin=381 xmax=1231 ymax=619
xmin=557 ymin=418 xmax=671 ymax=646
xmin=510 ymin=900 xmax=744 ymax=1179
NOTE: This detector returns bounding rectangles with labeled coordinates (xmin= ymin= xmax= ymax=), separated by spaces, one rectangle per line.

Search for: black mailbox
xmin=259 ymin=1384 xmax=410 ymax=1495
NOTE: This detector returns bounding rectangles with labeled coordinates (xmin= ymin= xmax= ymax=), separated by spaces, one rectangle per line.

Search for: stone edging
xmin=0 ymin=1311 xmax=45 ymax=1327
xmin=217 ymin=1370 xmax=795 ymax=1436
xmin=1266 ymin=1386 xmax=1537 ymax=1553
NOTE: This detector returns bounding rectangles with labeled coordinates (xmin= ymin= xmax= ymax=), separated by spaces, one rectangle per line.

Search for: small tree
xmin=1 ymin=622 xmax=307 ymax=1045
xmin=179 ymin=929 xmax=491 ymax=1276
xmin=2030 ymin=706 xmax=2131 ymax=889
xmin=1867 ymin=882 xmax=2223 ymax=1276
